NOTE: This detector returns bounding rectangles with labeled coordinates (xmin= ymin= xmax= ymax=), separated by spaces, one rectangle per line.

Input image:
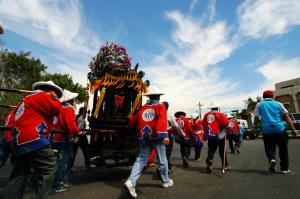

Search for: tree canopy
xmin=0 ymin=50 xmax=85 ymax=125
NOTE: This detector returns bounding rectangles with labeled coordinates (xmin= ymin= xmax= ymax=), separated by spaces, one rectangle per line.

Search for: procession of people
xmin=0 ymin=81 xmax=298 ymax=199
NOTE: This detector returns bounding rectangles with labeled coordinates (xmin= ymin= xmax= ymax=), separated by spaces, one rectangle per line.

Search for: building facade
xmin=275 ymin=77 xmax=300 ymax=113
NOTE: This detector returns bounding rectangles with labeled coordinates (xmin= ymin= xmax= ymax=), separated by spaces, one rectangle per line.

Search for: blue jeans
xmin=128 ymin=143 xmax=169 ymax=186
xmin=51 ymin=147 xmax=72 ymax=192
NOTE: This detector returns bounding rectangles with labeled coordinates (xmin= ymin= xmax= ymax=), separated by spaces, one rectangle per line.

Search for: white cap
xmin=226 ymin=113 xmax=233 ymax=119
xmin=60 ymin=89 xmax=78 ymax=102
xmin=144 ymin=85 xmax=164 ymax=96
xmin=32 ymin=80 xmax=63 ymax=98
xmin=208 ymin=102 xmax=221 ymax=109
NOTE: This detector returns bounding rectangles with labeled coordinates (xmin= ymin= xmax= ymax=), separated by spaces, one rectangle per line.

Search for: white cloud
xmin=207 ymin=0 xmax=216 ymax=21
xmin=0 ymin=0 xmax=100 ymax=55
xmin=189 ymin=0 xmax=198 ymax=13
xmin=143 ymin=10 xmax=238 ymax=114
xmin=0 ymin=0 xmax=101 ymax=90
xmin=238 ymin=0 xmax=300 ymax=38
xmin=256 ymin=57 xmax=300 ymax=89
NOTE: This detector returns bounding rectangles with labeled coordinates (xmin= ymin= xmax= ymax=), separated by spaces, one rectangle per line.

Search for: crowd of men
xmin=0 ymin=81 xmax=87 ymax=198
xmin=124 ymin=89 xmax=297 ymax=198
xmin=0 ymin=82 xmax=297 ymax=199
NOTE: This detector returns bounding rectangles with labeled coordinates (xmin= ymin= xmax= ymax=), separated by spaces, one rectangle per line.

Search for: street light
xmin=197 ymin=101 xmax=204 ymax=119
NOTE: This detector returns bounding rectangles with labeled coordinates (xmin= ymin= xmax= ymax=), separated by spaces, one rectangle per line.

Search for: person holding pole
xmin=124 ymin=87 xmax=172 ymax=198
xmin=202 ymin=102 xmax=229 ymax=173
xmin=49 ymin=89 xmax=81 ymax=194
xmin=0 ymin=80 xmax=63 ymax=199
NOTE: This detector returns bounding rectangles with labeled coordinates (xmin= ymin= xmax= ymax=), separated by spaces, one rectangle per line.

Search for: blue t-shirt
xmin=254 ymin=98 xmax=288 ymax=134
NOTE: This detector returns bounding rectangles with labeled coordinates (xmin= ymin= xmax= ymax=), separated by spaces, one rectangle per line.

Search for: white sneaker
xmin=55 ymin=187 xmax=66 ymax=193
xmin=124 ymin=180 xmax=137 ymax=198
xmin=162 ymin=179 xmax=173 ymax=188
xmin=280 ymin=169 xmax=291 ymax=174
xmin=269 ymin=159 xmax=277 ymax=173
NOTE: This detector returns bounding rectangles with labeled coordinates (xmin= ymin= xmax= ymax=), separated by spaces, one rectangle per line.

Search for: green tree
xmin=0 ymin=50 xmax=86 ymax=125
xmin=239 ymin=96 xmax=261 ymax=121
xmin=0 ymin=51 xmax=47 ymax=89
xmin=0 ymin=50 xmax=47 ymax=125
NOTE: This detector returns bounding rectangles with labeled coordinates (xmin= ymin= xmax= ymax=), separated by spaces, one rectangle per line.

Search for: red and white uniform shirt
xmin=226 ymin=119 xmax=239 ymax=136
xmin=50 ymin=103 xmax=81 ymax=149
xmin=129 ymin=101 xmax=168 ymax=145
xmin=203 ymin=111 xmax=229 ymax=140
xmin=192 ymin=119 xmax=204 ymax=144
xmin=175 ymin=117 xmax=194 ymax=141
xmin=12 ymin=91 xmax=62 ymax=154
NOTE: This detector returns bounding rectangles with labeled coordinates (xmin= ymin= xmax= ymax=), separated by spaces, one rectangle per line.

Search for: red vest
xmin=12 ymin=91 xmax=62 ymax=154
xmin=226 ymin=119 xmax=239 ymax=135
xmin=175 ymin=117 xmax=193 ymax=140
xmin=51 ymin=103 xmax=80 ymax=144
xmin=129 ymin=101 xmax=168 ymax=142
xmin=192 ymin=119 xmax=204 ymax=142
xmin=203 ymin=111 xmax=229 ymax=138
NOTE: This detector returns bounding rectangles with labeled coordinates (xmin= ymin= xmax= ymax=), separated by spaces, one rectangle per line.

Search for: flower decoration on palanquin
xmin=89 ymin=42 xmax=132 ymax=77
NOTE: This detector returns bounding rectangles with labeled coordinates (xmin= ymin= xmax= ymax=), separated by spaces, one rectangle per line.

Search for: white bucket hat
xmin=32 ymin=80 xmax=63 ymax=98
xmin=60 ymin=89 xmax=78 ymax=102
xmin=226 ymin=113 xmax=233 ymax=119
xmin=144 ymin=86 xmax=164 ymax=96
xmin=208 ymin=102 xmax=221 ymax=109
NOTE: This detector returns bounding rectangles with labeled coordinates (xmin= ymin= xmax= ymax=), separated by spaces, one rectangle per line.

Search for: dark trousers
xmin=206 ymin=138 xmax=228 ymax=166
xmin=228 ymin=134 xmax=240 ymax=153
xmin=69 ymin=135 xmax=90 ymax=168
xmin=194 ymin=144 xmax=203 ymax=160
xmin=1 ymin=145 xmax=56 ymax=199
xmin=166 ymin=136 xmax=173 ymax=170
xmin=180 ymin=139 xmax=190 ymax=166
xmin=262 ymin=133 xmax=289 ymax=170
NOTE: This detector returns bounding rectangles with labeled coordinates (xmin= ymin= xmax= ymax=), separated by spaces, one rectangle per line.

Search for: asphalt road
xmin=1 ymin=139 xmax=300 ymax=199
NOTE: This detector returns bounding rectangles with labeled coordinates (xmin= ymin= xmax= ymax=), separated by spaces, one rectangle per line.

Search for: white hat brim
xmin=32 ymin=81 xmax=63 ymax=98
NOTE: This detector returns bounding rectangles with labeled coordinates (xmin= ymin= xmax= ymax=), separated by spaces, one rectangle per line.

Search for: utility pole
xmin=197 ymin=101 xmax=204 ymax=119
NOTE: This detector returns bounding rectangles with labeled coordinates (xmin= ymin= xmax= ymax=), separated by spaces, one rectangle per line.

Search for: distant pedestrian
xmin=68 ymin=107 xmax=90 ymax=170
xmin=163 ymin=101 xmax=183 ymax=173
xmin=203 ymin=102 xmax=229 ymax=173
xmin=226 ymin=114 xmax=240 ymax=154
xmin=124 ymin=88 xmax=172 ymax=198
xmin=238 ymin=121 xmax=244 ymax=145
xmin=191 ymin=114 xmax=205 ymax=161
xmin=174 ymin=111 xmax=194 ymax=168
xmin=253 ymin=90 xmax=297 ymax=174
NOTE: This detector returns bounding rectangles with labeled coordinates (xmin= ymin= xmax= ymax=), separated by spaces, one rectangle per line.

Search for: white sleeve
xmin=278 ymin=102 xmax=289 ymax=115
xmin=253 ymin=103 xmax=261 ymax=117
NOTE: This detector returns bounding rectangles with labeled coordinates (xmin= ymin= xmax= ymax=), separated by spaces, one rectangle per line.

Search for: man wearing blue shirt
xmin=253 ymin=90 xmax=296 ymax=174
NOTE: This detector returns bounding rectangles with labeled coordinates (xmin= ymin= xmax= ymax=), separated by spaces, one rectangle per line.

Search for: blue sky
xmin=1 ymin=0 xmax=300 ymax=115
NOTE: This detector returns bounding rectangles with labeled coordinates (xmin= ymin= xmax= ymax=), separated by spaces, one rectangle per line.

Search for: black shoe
xmin=269 ymin=159 xmax=277 ymax=173
xmin=206 ymin=160 xmax=213 ymax=173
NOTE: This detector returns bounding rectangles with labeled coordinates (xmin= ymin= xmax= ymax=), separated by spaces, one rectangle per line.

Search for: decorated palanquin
xmin=86 ymin=42 xmax=150 ymax=166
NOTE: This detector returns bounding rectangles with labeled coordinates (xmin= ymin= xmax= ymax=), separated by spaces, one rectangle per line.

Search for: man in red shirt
xmin=203 ymin=102 xmax=229 ymax=173
xmin=174 ymin=111 xmax=194 ymax=168
xmin=49 ymin=89 xmax=81 ymax=194
xmin=1 ymin=80 xmax=63 ymax=199
xmin=124 ymin=88 xmax=173 ymax=198
xmin=226 ymin=114 xmax=240 ymax=154
xmin=191 ymin=114 xmax=205 ymax=161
